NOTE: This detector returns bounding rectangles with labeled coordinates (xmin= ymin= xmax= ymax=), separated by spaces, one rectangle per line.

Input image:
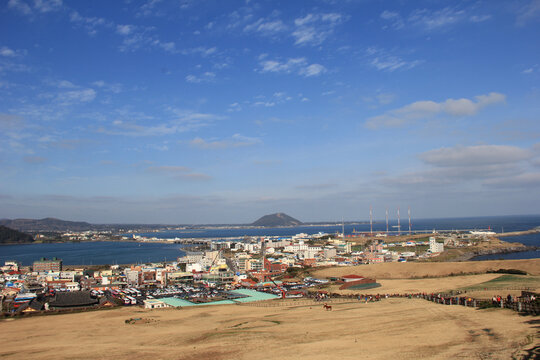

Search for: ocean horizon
xmin=1 ymin=215 xmax=539 ymax=266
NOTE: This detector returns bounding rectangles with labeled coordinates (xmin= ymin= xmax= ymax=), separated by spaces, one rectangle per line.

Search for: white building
xmin=429 ymin=237 xmax=444 ymax=253
xmin=144 ymin=299 xmax=168 ymax=309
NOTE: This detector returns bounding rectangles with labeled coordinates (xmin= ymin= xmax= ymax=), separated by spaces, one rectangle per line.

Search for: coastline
xmin=457 ymin=245 xmax=538 ymax=262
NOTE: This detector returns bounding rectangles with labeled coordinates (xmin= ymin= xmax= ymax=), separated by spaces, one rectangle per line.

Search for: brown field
xmin=323 ymin=274 xmax=503 ymax=295
xmin=312 ymin=259 xmax=540 ymax=279
xmin=2 ymin=259 xmax=539 ymax=359
xmin=0 ymin=297 xmax=537 ymax=360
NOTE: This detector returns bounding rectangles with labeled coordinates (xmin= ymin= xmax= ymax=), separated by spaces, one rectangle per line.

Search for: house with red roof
xmin=341 ymin=274 xmax=365 ymax=282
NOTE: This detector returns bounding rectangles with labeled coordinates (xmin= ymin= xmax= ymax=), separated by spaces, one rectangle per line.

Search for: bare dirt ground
xmin=312 ymin=259 xmax=540 ymax=279
xmin=0 ymin=297 xmax=537 ymax=360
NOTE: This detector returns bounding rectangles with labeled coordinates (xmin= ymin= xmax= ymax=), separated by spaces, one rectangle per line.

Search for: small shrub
xmin=487 ymin=269 xmax=527 ymax=275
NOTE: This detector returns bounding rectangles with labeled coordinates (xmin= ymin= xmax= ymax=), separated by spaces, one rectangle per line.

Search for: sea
xmin=1 ymin=215 xmax=539 ymax=266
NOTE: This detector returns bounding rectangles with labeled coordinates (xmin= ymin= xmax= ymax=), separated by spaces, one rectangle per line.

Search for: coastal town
xmin=1 ymin=228 xmax=529 ymax=314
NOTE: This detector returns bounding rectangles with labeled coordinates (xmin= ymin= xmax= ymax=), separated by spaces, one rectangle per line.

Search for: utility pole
xmin=386 ymin=208 xmax=389 ymax=235
xmin=370 ymin=205 xmax=373 ymax=235
xmin=408 ymin=207 xmax=411 ymax=235
xmin=397 ymin=207 xmax=401 ymax=236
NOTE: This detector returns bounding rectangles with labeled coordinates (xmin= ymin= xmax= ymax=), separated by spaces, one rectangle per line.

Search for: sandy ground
xmin=0 ymin=298 xmax=537 ymax=360
xmin=312 ymin=259 xmax=540 ymax=279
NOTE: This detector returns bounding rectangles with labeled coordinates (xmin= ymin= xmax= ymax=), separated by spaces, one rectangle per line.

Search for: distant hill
xmin=0 ymin=218 xmax=93 ymax=232
xmin=0 ymin=225 xmax=34 ymax=244
xmin=251 ymin=213 xmax=302 ymax=227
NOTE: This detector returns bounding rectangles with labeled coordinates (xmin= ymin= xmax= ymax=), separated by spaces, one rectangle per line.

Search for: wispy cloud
xmin=409 ymin=7 xmax=466 ymax=30
xmin=97 ymin=109 xmax=219 ymax=137
xmin=189 ymin=134 xmax=261 ymax=149
xmin=56 ymin=88 xmax=97 ymax=105
xmin=8 ymin=0 xmax=62 ymax=15
xmin=116 ymin=25 xmax=176 ymax=53
xmin=181 ymin=46 xmax=217 ymax=57
xmin=516 ymin=0 xmax=540 ymax=26
xmin=244 ymin=17 xmax=287 ymax=35
xmin=419 ymin=145 xmax=531 ymax=167
xmin=136 ymin=0 xmax=164 ymax=17
xmin=147 ymin=165 xmax=211 ymax=181
xmin=116 ymin=24 xmax=136 ymax=35
xmin=383 ymin=144 xmax=535 ymax=190
xmin=258 ymin=57 xmax=326 ymax=77
xmin=292 ymin=12 xmax=346 ymax=46
xmin=381 ymin=6 xmax=492 ymax=31
xmin=92 ymin=80 xmax=123 ymax=93
xmin=69 ymin=10 xmax=111 ymax=35
xmin=185 ymin=72 xmax=215 ymax=83
xmin=0 ymin=46 xmax=26 ymax=58
xmin=23 ymin=155 xmax=47 ymax=164
xmin=366 ymin=47 xmax=422 ymax=72
xmin=366 ymin=92 xmax=506 ymax=129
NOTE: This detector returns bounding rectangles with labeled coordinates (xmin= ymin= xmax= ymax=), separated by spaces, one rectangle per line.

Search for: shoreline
xmin=458 ymin=245 xmax=538 ymax=262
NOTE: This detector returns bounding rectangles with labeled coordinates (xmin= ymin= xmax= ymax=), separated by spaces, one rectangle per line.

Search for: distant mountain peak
xmin=251 ymin=213 xmax=302 ymax=227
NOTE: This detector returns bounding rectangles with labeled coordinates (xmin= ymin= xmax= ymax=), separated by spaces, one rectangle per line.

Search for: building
xmin=429 ymin=237 xmax=444 ymax=253
xmin=33 ymin=258 xmax=62 ymax=272
xmin=144 ymin=299 xmax=168 ymax=309
xmin=341 ymin=274 xmax=365 ymax=282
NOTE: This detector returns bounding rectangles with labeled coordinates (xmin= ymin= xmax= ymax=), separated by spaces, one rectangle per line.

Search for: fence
xmin=410 ymin=293 xmax=540 ymax=315
xmin=239 ymin=292 xmax=540 ymax=314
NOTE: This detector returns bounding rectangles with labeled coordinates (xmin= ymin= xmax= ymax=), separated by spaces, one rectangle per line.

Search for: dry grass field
xmin=312 ymin=259 xmax=540 ymax=279
xmin=0 ymin=297 xmax=537 ymax=360
xmin=1 ymin=259 xmax=539 ymax=359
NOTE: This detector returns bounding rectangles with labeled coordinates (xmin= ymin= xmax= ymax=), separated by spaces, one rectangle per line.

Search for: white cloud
xmin=185 ymin=72 xmax=215 ymax=83
xmin=366 ymin=47 xmax=422 ymax=72
xmin=244 ymin=18 xmax=287 ymax=34
xmin=258 ymin=57 xmax=326 ymax=77
xmin=69 ymin=11 xmax=109 ymax=35
xmin=292 ymin=12 xmax=346 ymax=46
xmin=253 ymin=101 xmax=275 ymax=107
xmin=299 ymin=64 xmax=326 ymax=77
xmin=137 ymin=0 xmax=164 ymax=17
xmin=92 ymin=80 xmax=122 ymax=93
xmin=381 ymin=6 xmax=492 ymax=31
xmin=99 ymin=109 xmax=220 ymax=137
xmin=419 ymin=145 xmax=532 ymax=167
xmin=8 ymin=0 xmax=32 ymax=15
xmin=33 ymin=0 xmax=62 ymax=13
xmin=484 ymin=173 xmax=540 ymax=188
xmin=517 ymin=0 xmax=540 ymax=26
xmin=190 ymin=134 xmax=261 ymax=149
xmin=380 ymin=10 xmax=404 ymax=29
xmin=522 ymin=64 xmax=538 ymax=74
xmin=409 ymin=7 xmax=465 ymax=30
xmin=0 ymin=46 xmax=25 ymax=57
xmin=56 ymin=88 xmax=96 ymax=105
xmin=182 ymin=46 xmax=217 ymax=57
xmin=0 ymin=113 xmax=24 ymax=131
xmin=470 ymin=15 xmax=492 ymax=23
xmin=147 ymin=165 xmax=211 ymax=181
xmin=117 ymin=24 xmax=136 ymax=35
xmin=23 ymin=155 xmax=47 ymax=164
xmin=260 ymin=57 xmax=305 ymax=73
xmin=366 ymin=92 xmax=506 ymax=129
xmin=382 ymin=144 xmax=538 ymax=191
xmin=8 ymin=0 xmax=62 ymax=14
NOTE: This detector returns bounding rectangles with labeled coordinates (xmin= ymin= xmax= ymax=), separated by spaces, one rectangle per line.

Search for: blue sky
xmin=1 ymin=0 xmax=539 ymax=224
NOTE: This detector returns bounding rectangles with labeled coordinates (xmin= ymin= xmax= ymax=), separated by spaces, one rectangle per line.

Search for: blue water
xmin=1 ymin=215 xmax=539 ymax=265
xmin=472 ymin=233 xmax=540 ymax=261
xmin=135 ymin=215 xmax=540 ymax=239
xmin=0 ymin=241 xmax=186 ymax=266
